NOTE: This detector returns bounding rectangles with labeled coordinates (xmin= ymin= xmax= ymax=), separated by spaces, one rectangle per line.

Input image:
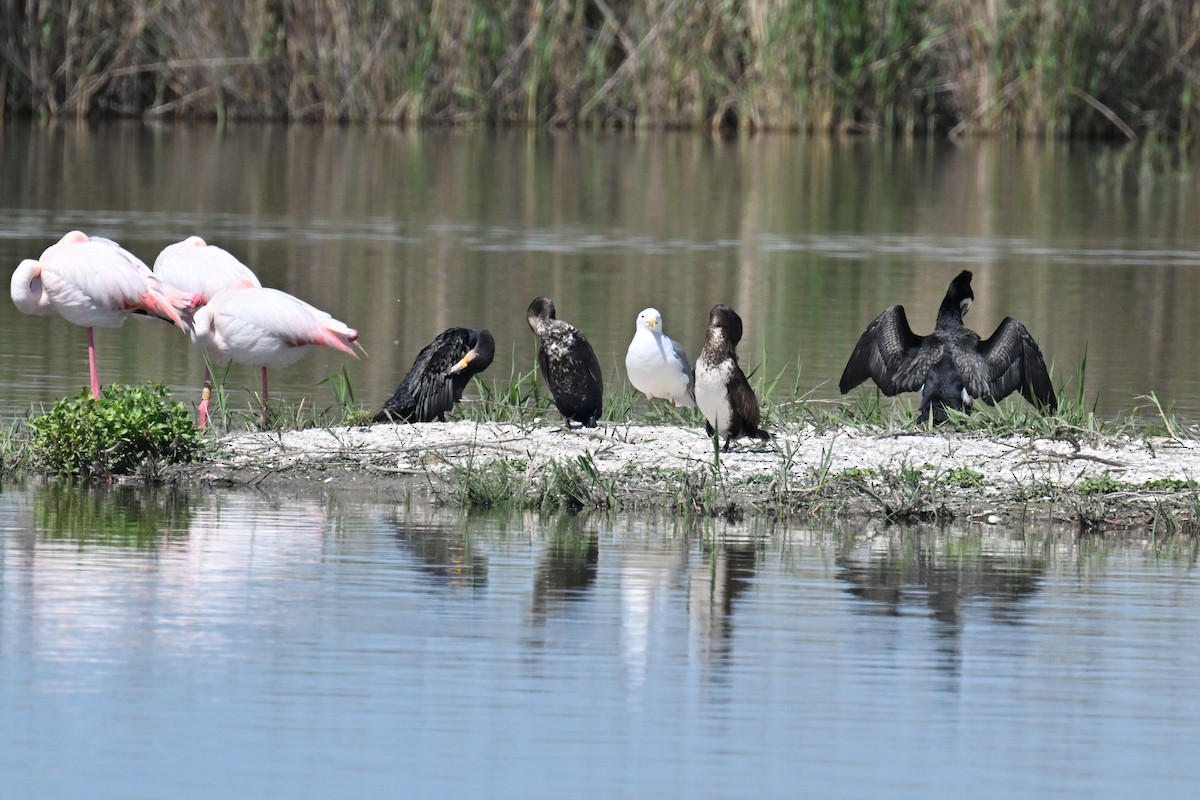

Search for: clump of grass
xmin=533 ymin=453 xmax=616 ymax=513
xmin=841 ymin=460 xmax=957 ymax=523
xmin=439 ymin=457 xmax=530 ymax=510
xmin=204 ymin=365 xmax=375 ymax=432
xmin=0 ymin=420 xmax=33 ymax=478
xmin=460 ymin=358 xmax=551 ymax=426
xmin=321 ymin=364 xmax=376 ymax=426
xmin=607 ymin=380 xmax=700 ymax=428
xmin=29 ymin=383 xmax=205 ymax=480
xmin=1076 ymin=474 xmax=1126 ymax=496
xmin=438 ymin=451 xmax=618 ymax=514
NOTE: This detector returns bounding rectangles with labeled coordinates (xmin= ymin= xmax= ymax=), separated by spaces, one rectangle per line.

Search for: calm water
xmin=3 ymin=122 xmax=1200 ymax=419
xmin=4 ymin=122 xmax=1200 ymax=797
xmin=2 ymin=484 xmax=1199 ymax=798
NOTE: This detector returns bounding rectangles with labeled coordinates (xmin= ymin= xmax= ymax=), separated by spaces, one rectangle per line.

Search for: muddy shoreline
xmin=163 ymin=420 xmax=1200 ymax=530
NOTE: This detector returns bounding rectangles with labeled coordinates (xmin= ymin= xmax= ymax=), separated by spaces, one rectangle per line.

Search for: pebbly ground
xmin=177 ymin=420 xmax=1200 ymax=528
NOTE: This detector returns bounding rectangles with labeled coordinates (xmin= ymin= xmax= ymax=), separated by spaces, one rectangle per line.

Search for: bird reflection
xmin=393 ymin=522 xmax=487 ymax=591
xmin=688 ymin=540 xmax=759 ymax=676
xmin=530 ymin=530 xmax=599 ymax=624
xmin=836 ymin=530 xmax=1046 ymax=677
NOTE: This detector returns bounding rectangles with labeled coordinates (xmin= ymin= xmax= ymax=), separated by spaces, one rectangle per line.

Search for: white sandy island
xmin=200 ymin=421 xmax=1200 ymax=510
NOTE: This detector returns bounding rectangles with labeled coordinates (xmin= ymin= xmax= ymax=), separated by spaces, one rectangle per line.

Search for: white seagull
xmin=624 ymin=307 xmax=695 ymax=408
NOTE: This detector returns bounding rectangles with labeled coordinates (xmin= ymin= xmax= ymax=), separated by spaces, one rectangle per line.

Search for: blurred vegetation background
xmin=1 ymin=0 xmax=1198 ymax=138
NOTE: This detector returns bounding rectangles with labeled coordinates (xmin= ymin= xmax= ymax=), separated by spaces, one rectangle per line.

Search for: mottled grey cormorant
xmin=526 ymin=296 xmax=604 ymax=428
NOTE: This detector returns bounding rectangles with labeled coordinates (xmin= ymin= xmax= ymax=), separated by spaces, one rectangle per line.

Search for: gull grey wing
xmin=973 ymin=317 xmax=1057 ymax=410
xmin=839 ymin=304 xmax=941 ymax=395
xmin=670 ymin=337 xmax=693 ymax=379
xmin=670 ymin=337 xmax=696 ymax=400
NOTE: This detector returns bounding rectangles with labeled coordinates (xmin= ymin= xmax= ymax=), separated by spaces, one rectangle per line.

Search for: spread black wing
xmin=839 ymin=304 xmax=942 ymax=396
xmin=374 ymin=328 xmax=475 ymax=423
xmin=964 ymin=317 xmax=1057 ymax=411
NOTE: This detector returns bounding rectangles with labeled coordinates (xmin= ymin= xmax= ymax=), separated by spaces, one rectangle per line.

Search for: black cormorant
xmin=373 ymin=328 xmax=495 ymax=423
xmin=839 ymin=270 xmax=1057 ymax=424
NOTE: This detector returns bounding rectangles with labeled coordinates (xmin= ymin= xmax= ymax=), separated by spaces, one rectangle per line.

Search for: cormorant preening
xmin=374 ymin=328 xmax=495 ymax=423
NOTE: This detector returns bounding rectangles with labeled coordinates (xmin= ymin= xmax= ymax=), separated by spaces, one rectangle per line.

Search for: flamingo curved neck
xmin=10 ymin=260 xmax=56 ymax=316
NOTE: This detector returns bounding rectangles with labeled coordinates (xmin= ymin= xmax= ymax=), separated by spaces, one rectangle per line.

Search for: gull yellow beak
xmin=648 ymin=319 xmax=657 ymax=329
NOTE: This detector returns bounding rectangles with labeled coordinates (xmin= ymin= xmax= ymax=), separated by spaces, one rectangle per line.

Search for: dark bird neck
xmin=936 ymin=298 xmax=965 ymax=327
xmin=936 ymin=311 xmax=963 ymax=328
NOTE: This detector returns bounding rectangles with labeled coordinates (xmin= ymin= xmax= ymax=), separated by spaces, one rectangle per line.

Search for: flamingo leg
xmin=260 ymin=366 xmax=270 ymax=425
xmin=197 ymin=366 xmax=212 ymax=429
xmin=86 ymin=327 xmax=100 ymax=398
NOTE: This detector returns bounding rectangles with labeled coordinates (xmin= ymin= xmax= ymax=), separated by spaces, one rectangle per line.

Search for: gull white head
xmin=636 ymin=307 xmax=663 ymax=334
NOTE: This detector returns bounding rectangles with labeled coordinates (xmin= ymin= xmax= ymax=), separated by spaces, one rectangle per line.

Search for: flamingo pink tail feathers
xmin=134 ymin=289 xmax=194 ymax=331
xmin=307 ymin=325 xmax=360 ymax=357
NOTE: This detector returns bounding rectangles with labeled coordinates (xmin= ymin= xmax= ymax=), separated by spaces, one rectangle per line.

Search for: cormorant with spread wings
xmin=839 ymin=270 xmax=1056 ymax=424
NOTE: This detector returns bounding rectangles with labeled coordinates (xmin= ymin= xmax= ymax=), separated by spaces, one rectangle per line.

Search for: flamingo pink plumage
xmin=10 ymin=230 xmax=200 ymax=397
xmin=153 ymin=236 xmax=263 ymax=426
xmin=153 ymin=236 xmax=262 ymax=301
xmin=189 ymin=285 xmax=362 ymax=422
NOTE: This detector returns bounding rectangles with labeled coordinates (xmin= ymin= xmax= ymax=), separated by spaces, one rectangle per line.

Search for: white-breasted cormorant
xmin=695 ymin=303 xmax=770 ymax=450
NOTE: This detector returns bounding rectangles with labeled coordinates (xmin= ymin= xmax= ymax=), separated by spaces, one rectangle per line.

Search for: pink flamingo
xmin=153 ymin=236 xmax=262 ymax=426
xmin=153 ymin=236 xmax=261 ymax=300
xmin=10 ymin=231 xmax=199 ymax=397
xmin=189 ymin=286 xmax=362 ymax=423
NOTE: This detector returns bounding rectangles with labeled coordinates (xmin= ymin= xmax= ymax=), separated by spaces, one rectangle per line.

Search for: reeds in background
xmin=2 ymin=1 xmax=1199 ymax=136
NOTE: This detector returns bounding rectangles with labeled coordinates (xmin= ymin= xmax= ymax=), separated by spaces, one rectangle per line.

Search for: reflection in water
xmin=687 ymin=539 xmax=760 ymax=678
xmin=3 ymin=488 xmax=1200 ymax=799
xmin=6 ymin=485 xmax=334 ymax=680
xmin=836 ymin=529 xmax=1045 ymax=676
xmin=620 ymin=539 xmax=686 ymax=692
xmin=393 ymin=520 xmax=488 ymax=591
xmin=33 ymin=483 xmax=193 ymax=548
xmin=530 ymin=521 xmax=599 ymax=625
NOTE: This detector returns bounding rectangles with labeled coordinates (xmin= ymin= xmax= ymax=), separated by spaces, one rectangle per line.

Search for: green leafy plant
xmin=29 ymin=383 xmax=206 ymax=479
xmin=320 ymin=364 xmax=375 ymax=426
